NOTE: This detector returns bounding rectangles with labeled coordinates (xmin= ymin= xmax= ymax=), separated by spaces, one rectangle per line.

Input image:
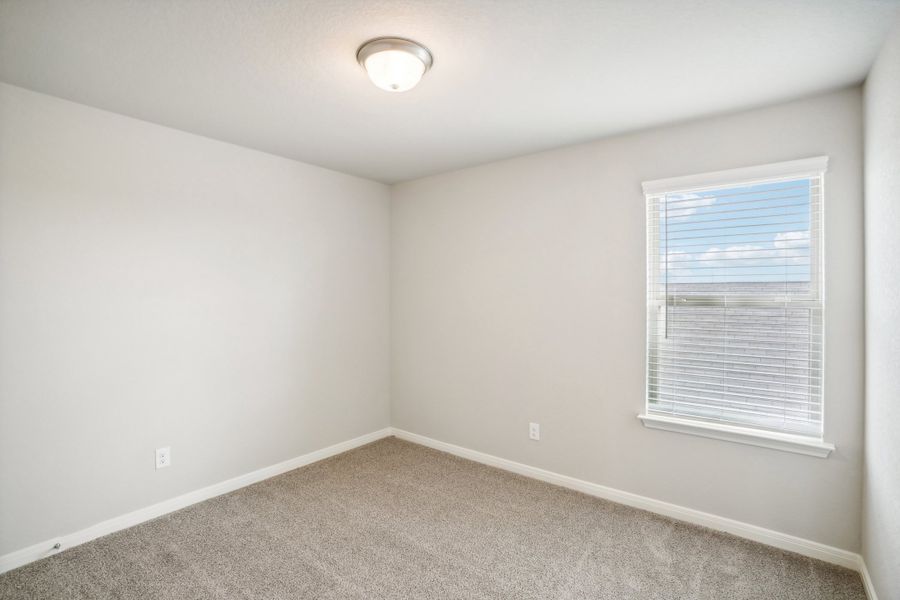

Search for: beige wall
xmin=0 ymin=84 xmax=390 ymax=555
xmin=0 ymin=79 xmax=872 ymax=562
xmin=391 ymin=88 xmax=864 ymax=551
xmin=862 ymin=18 xmax=900 ymax=600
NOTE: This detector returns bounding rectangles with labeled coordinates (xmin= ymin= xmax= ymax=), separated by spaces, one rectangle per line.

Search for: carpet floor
xmin=0 ymin=437 xmax=864 ymax=599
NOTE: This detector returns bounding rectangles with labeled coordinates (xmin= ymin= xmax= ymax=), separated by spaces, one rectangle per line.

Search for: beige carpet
xmin=0 ymin=437 xmax=864 ymax=599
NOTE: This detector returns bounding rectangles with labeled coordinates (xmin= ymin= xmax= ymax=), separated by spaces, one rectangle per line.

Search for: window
xmin=639 ymin=158 xmax=834 ymax=457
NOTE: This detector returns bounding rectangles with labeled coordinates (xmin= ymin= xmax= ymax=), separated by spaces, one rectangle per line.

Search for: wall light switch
xmin=155 ymin=446 xmax=171 ymax=469
xmin=529 ymin=422 xmax=540 ymax=441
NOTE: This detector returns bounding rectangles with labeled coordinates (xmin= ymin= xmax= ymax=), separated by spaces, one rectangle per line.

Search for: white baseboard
xmin=390 ymin=428 xmax=864 ymax=573
xmin=858 ymin=558 xmax=879 ymax=600
xmin=0 ymin=427 xmax=392 ymax=575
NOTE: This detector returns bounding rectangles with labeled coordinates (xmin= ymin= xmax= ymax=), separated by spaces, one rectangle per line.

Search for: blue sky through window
xmin=658 ymin=178 xmax=812 ymax=286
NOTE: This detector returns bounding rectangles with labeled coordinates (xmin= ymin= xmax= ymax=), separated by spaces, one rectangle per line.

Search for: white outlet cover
xmin=155 ymin=446 xmax=171 ymax=469
xmin=529 ymin=422 xmax=540 ymax=441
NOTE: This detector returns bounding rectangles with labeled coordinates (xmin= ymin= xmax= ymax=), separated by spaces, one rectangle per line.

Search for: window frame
xmin=638 ymin=157 xmax=834 ymax=458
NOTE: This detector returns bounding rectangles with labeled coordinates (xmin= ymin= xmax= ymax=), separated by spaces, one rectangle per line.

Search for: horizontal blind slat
xmin=648 ymin=369 xmax=821 ymax=390
xmin=658 ymin=183 xmax=813 ymax=206
xmin=649 ymin=378 xmax=820 ymax=405
xmin=648 ymin=361 xmax=823 ymax=380
xmin=651 ymin=397 xmax=821 ymax=425
xmin=649 ymin=355 xmax=822 ymax=372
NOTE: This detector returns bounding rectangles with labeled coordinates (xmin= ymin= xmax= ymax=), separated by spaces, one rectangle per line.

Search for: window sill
xmin=637 ymin=413 xmax=835 ymax=458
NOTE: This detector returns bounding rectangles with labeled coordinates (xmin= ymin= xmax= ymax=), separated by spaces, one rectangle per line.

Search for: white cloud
xmin=661 ymin=249 xmax=695 ymax=279
xmin=691 ymin=236 xmax=808 ymax=273
xmin=698 ymin=244 xmax=766 ymax=264
xmin=773 ymin=230 xmax=809 ymax=249
xmin=665 ymin=193 xmax=716 ymax=222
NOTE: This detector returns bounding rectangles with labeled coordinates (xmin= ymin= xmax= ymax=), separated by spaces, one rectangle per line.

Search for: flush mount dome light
xmin=357 ymin=37 xmax=433 ymax=92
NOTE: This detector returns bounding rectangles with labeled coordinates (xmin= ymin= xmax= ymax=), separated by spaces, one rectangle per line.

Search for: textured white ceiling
xmin=2 ymin=0 xmax=898 ymax=183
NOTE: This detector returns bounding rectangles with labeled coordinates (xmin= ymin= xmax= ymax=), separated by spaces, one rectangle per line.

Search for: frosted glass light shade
xmin=357 ymin=38 xmax=433 ymax=93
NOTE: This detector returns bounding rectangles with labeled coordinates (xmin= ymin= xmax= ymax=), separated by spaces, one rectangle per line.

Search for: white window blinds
xmin=644 ymin=158 xmax=826 ymax=438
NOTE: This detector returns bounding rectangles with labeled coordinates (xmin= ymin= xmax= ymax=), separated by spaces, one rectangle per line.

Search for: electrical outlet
xmin=529 ymin=422 xmax=540 ymax=441
xmin=155 ymin=446 xmax=171 ymax=469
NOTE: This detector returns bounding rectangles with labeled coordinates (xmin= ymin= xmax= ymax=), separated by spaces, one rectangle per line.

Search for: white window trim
xmin=638 ymin=413 xmax=835 ymax=458
xmin=641 ymin=156 xmax=829 ymax=195
xmin=639 ymin=156 xmax=835 ymax=458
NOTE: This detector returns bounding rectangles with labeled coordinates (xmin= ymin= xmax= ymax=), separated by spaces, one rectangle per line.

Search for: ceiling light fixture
xmin=357 ymin=37 xmax=433 ymax=92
